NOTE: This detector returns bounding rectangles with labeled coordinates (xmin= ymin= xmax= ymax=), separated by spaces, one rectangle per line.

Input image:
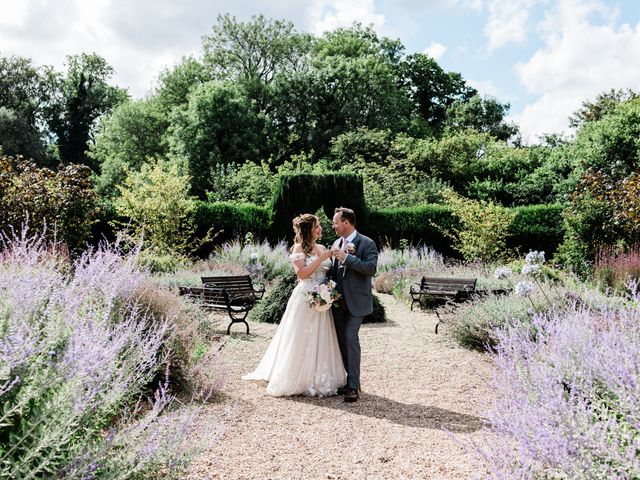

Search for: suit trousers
xmin=333 ymin=301 xmax=363 ymax=390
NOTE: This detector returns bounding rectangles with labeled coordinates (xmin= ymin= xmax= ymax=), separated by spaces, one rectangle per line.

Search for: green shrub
xmin=248 ymin=270 xmax=298 ymax=324
xmin=440 ymin=189 xmax=516 ymax=262
xmin=507 ymin=204 xmax=566 ymax=256
xmin=249 ymin=270 xmax=386 ymax=324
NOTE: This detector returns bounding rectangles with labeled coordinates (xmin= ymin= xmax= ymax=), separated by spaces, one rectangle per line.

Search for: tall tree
xmin=569 ymin=88 xmax=639 ymax=129
xmin=46 ymin=53 xmax=127 ymax=169
xmin=444 ymin=94 xmax=519 ymax=142
xmin=167 ymin=81 xmax=262 ymax=198
xmin=202 ymin=14 xmax=312 ymax=112
xmin=0 ymin=54 xmax=57 ymax=164
xmin=399 ymin=53 xmax=476 ymax=136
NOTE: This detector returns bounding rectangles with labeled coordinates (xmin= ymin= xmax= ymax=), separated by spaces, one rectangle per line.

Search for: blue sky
xmin=1 ymin=0 xmax=639 ymax=142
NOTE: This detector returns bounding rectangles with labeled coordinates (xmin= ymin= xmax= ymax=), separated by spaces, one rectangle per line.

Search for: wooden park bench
xmin=409 ymin=276 xmax=477 ymax=334
xmin=178 ymin=275 xmax=265 ymax=334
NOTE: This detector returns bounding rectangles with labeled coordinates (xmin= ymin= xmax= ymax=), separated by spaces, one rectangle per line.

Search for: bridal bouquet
xmin=308 ymin=280 xmax=341 ymax=312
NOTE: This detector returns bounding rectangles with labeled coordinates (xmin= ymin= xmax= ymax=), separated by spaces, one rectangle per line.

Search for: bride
xmin=243 ymin=214 xmax=346 ymax=397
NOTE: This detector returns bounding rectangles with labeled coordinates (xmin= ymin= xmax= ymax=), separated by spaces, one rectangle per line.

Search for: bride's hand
xmin=320 ymin=249 xmax=334 ymax=261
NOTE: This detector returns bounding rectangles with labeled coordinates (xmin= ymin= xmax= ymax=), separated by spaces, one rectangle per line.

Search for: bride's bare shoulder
xmin=291 ymin=243 xmax=304 ymax=253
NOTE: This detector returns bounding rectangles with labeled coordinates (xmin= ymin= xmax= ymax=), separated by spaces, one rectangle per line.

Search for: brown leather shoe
xmin=344 ymin=388 xmax=359 ymax=403
xmin=337 ymin=385 xmax=348 ymax=395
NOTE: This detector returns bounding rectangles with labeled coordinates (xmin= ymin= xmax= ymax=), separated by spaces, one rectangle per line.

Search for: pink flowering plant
xmin=308 ymin=280 xmax=341 ymax=311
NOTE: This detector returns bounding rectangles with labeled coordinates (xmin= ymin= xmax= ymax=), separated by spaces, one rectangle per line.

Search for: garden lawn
xmin=183 ymin=293 xmax=494 ymax=479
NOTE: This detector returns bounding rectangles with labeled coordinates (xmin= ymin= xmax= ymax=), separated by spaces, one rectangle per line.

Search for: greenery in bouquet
xmin=307 ymin=280 xmax=341 ymax=311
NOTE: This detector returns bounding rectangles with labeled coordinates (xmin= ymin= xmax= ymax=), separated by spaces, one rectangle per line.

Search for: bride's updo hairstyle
xmin=292 ymin=214 xmax=318 ymax=256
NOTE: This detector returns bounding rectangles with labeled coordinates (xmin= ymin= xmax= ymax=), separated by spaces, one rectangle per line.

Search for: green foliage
xmin=46 ymin=53 xmax=128 ymax=169
xmin=90 ymin=98 xmax=169 ymax=199
xmin=507 ymin=204 xmax=566 ymax=256
xmin=0 ymin=55 xmax=57 ymax=166
xmin=155 ymin=56 xmax=211 ymax=113
xmin=167 ymin=81 xmax=262 ymax=198
xmin=0 ymin=107 xmax=47 ymax=163
xmin=367 ymin=204 xmax=458 ymax=256
xmin=268 ymin=172 xmax=366 ymax=242
xmin=440 ymin=189 xmax=516 ymax=262
xmin=206 ymin=161 xmax=276 ymax=204
xmin=398 ymin=52 xmax=475 ymax=136
xmin=444 ymin=94 xmax=519 ymax=142
xmin=571 ymin=96 xmax=640 ymax=179
xmin=114 ymin=159 xmax=196 ymax=255
xmin=558 ymin=169 xmax=640 ymax=274
xmin=569 ymin=88 xmax=639 ymax=129
xmin=0 ymin=154 xmax=98 ymax=251
xmin=193 ymin=201 xmax=271 ymax=255
xmin=248 ymin=270 xmax=298 ymax=323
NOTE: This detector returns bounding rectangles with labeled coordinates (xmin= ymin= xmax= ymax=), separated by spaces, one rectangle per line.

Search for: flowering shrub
xmin=482 ymin=287 xmax=640 ymax=479
xmin=0 ymin=232 xmax=218 ymax=478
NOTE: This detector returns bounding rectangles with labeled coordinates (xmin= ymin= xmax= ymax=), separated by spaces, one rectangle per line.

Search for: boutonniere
xmin=346 ymin=242 xmax=356 ymax=255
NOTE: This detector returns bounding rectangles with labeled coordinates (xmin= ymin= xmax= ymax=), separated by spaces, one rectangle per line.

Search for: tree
xmin=444 ymin=95 xmax=519 ymax=142
xmin=167 ymin=81 xmax=262 ymax=198
xmin=571 ymin=97 xmax=640 ymax=179
xmin=0 ymin=107 xmax=47 ymax=163
xmin=46 ymin=53 xmax=127 ymax=169
xmin=155 ymin=56 xmax=211 ymax=113
xmin=399 ymin=53 xmax=476 ymax=136
xmin=0 ymin=54 xmax=57 ymax=164
xmin=90 ymin=98 xmax=170 ymax=199
xmin=202 ymin=14 xmax=312 ymax=111
xmin=569 ymin=88 xmax=639 ymax=129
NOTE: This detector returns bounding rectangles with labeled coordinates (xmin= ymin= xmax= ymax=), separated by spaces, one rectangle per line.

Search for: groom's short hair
xmin=335 ymin=207 xmax=356 ymax=226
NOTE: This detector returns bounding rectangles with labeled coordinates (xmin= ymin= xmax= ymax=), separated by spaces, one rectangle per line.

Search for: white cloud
xmin=514 ymin=0 xmax=640 ymax=140
xmin=467 ymin=78 xmax=500 ymax=97
xmin=308 ymin=0 xmax=385 ymax=35
xmin=0 ymin=0 xmax=307 ymax=98
xmin=423 ymin=41 xmax=447 ymax=60
xmin=484 ymin=0 xmax=538 ymax=52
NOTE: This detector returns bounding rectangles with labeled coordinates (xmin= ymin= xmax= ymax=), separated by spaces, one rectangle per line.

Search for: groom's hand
xmin=333 ymin=249 xmax=347 ymax=262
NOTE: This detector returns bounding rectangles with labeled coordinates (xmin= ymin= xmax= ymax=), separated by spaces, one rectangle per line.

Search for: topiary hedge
xmin=507 ymin=204 xmax=566 ymax=256
xmin=268 ymin=173 xmax=367 ymax=243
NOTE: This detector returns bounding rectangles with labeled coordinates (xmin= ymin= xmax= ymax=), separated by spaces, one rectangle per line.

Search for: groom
xmin=331 ymin=207 xmax=378 ymax=403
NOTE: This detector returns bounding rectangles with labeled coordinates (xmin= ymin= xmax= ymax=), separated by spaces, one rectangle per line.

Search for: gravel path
xmin=184 ymin=293 xmax=495 ymax=480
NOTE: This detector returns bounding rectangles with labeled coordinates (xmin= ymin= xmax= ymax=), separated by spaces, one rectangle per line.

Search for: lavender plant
xmin=481 ymin=285 xmax=640 ymax=479
xmin=212 ymin=239 xmax=290 ymax=282
xmin=0 ymin=231 xmax=210 ymax=478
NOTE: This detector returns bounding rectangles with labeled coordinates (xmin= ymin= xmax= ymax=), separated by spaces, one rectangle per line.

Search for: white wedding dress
xmin=243 ymin=253 xmax=346 ymax=396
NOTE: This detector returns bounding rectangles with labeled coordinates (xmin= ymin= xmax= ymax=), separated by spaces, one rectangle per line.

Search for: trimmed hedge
xmin=194 ymin=201 xmax=271 ymax=256
xmin=507 ymin=204 xmax=566 ymax=256
xmin=269 ymin=173 xmax=367 ymax=242
xmin=366 ymin=205 xmax=460 ymax=257
xmin=366 ymin=204 xmax=566 ymax=257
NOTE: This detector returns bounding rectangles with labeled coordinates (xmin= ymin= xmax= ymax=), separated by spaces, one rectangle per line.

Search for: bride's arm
xmin=291 ymin=244 xmax=333 ymax=280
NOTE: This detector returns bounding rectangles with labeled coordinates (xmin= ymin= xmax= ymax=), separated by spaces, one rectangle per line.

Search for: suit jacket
xmin=331 ymin=232 xmax=378 ymax=317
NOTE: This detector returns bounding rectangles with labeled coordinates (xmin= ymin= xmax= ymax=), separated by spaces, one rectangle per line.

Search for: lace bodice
xmin=290 ymin=253 xmax=332 ymax=285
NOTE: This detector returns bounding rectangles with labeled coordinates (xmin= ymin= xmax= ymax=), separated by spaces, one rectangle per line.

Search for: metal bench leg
xmin=434 ymin=309 xmax=441 ymax=334
xmin=227 ymin=319 xmax=250 ymax=335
